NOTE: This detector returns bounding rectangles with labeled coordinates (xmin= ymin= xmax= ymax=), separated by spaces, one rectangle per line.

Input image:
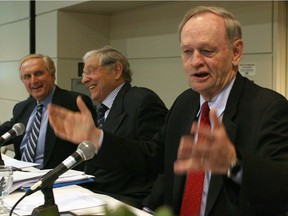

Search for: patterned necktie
xmin=21 ymin=104 xmax=43 ymax=162
xmin=97 ymin=104 xmax=108 ymax=129
xmin=180 ymin=101 xmax=210 ymax=216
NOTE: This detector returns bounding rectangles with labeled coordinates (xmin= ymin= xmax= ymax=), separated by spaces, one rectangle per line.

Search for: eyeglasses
xmin=82 ymin=66 xmax=102 ymax=78
xmin=82 ymin=62 xmax=116 ymax=78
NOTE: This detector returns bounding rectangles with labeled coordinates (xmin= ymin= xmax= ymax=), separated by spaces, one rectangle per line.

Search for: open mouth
xmin=32 ymin=85 xmax=42 ymax=90
xmin=194 ymin=72 xmax=209 ymax=78
xmin=89 ymin=85 xmax=96 ymax=90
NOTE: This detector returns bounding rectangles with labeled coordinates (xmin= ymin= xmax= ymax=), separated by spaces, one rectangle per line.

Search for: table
xmin=5 ymin=185 xmax=152 ymax=216
xmin=2 ymin=155 xmax=152 ymax=216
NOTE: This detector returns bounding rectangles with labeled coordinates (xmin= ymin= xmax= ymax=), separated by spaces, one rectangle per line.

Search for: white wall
xmin=0 ymin=1 xmax=30 ymax=123
xmin=110 ymin=1 xmax=275 ymax=107
xmin=0 ymin=1 xmax=285 ymax=124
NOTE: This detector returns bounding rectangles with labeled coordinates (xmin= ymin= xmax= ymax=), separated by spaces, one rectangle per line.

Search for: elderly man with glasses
xmin=78 ymin=46 xmax=167 ymax=208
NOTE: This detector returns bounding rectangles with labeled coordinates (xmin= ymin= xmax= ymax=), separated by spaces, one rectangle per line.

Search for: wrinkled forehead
xmin=181 ymin=13 xmax=227 ymax=43
xmin=20 ymin=58 xmax=46 ymax=72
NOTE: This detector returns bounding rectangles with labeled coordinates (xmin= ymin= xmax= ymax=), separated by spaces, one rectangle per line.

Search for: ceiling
xmin=61 ymin=1 xmax=169 ymax=15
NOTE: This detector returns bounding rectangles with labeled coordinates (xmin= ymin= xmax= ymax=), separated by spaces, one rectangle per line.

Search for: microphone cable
xmin=9 ymin=193 xmax=27 ymax=216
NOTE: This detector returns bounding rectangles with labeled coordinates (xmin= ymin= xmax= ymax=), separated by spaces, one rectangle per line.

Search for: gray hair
xmin=19 ymin=53 xmax=56 ymax=77
xmin=178 ymin=6 xmax=242 ymax=47
xmin=83 ymin=46 xmax=132 ymax=83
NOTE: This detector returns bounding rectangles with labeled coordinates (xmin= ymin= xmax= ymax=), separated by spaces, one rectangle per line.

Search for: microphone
xmin=25 ymin=141 xmax=96 ymax=196
xmin=0 ymin=123 xmax=25 ymax=146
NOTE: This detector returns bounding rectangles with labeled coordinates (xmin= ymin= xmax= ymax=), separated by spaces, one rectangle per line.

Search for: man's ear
xmin=232 ymin=39 xmax=243 ymax=67
xmin=114 ymin=62 xmax=123 ymax=79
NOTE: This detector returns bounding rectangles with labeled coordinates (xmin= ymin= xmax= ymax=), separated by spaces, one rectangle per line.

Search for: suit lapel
xmin=22 ymin=98 xmax=37 ymax=125
xmin=42 ymin=86 xmax=60 ymax=167
xmin=205 ymin=175 xmax=223 ymax=216
xmin=102 ymin=83 xmax=130 ymax=133
xmin=205 ymin=73 xmax=245 ymax=215
xmin=173 ymin=92 xmax=201 ymax=212
xmin=14 ymin=97 xmax=37 ymax=158
xmin=223 ymin=72 xmax=246 ymax=144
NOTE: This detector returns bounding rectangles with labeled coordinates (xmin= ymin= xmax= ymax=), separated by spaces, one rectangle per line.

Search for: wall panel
xmin=0 ymin=20 xmax=30 ymax=61
xmin=0 ymin=1 xmax=284 ymax=122
xmin=0 ymin=1 xmax=30 ymax=123
xmin=36 ymin=1 xmax=83 ymax=15
xmin=241 ymin=54 xmax=273 ymax=88
xmin=58 ymin=12 xmax=110 ymax=59
xmin=36 ymin=11 xmax=58 ymax=58
xmin=130 ymin=58 xmax=187 ymax=108
xmin=110 ymin=1 xmax=274 ymax=107
xmin=0 ymin=62 xmax=28 ymax=122
xmin=0 ymin=62 xmax=28 ymax=101
xmin=0 ymin=1 xmax=29 ymax=25
xmin=57 ymin=58 xmax=79 ymax=90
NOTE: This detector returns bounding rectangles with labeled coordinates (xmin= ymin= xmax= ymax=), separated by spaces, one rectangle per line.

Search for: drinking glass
xmin=0 ymin=166 xmax=13 ymax=215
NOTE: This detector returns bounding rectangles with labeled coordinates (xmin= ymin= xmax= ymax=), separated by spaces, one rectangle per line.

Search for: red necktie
xmin=180 ymin=101 xmax=210 ymax=216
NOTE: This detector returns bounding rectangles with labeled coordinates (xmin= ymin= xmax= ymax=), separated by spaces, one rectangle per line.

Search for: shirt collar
xmin=37 ymin=85 xmax=56 ymax=107
xmin=102 ymin=82 xmax=125 ymax=109
xmin=199 ymin=76 xmax=236 ymax=119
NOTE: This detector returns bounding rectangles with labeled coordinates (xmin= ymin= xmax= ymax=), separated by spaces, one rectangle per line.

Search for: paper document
xmin=11 ymin=169 xmax=94 ymax=193
xmin=2 ymin=153 xmax=39 ymax=168
xmin=1 ymin=154 xmax=94 ymax=193
xmin=5 ymin=185 xmax=106 ymax=215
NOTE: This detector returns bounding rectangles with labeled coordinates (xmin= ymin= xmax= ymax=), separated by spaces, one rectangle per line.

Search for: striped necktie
xmin=97 ymin=104 xmax=108 ymax=129
xmin=180 ymin=101 xmax=210 ymax=216
xmin=21 ymin=104 xmax=43 ymax=162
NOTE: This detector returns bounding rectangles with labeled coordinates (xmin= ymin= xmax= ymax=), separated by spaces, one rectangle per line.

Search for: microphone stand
xmin=31 ymin=183 xmax=60 ymax=216
xmin=0 ymin=152 xmax=5 ymax=165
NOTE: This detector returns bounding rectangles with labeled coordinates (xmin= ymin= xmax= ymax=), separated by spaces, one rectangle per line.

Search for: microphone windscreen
xmin=77 ymin=141 xmax=96 ymax=160
xmin=13 ymin=123 xmax=25 ymax=136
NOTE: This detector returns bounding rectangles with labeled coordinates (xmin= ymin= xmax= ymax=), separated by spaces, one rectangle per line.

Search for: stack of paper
xmin=12 ymin=169 xmax=94 ymax=193
xmin=5 ymin=185 xmax=106 ymax=215
xmin=2 ymin=153 xmax=39 ymax=169
xmin=2 ymin=154 xmax=94 ymax=193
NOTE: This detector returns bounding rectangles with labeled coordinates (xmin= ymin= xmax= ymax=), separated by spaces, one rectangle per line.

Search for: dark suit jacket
xmin=240 ymin=154 xmax=288 ymax=215
xmin=84 ymin=82 xmax=168 ymax=208
xmin=0 ymin=85 xmax=96 ymax=170
xmin=99 ymin=73 xmax=288 ymax=215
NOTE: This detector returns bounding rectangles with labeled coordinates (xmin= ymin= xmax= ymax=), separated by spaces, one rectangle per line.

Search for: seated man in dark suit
xmin=175 ymin=138 xmax=288 ymax=215
xmin=241 ymin=154 xmax=288 ymax=215
xmin=0 ymin=53 xmax=96 ymax=170
xmin=79 ymin=46 xmax=168 ymax=208
xmin=48 ymin=7 xmax=288 ymax=216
